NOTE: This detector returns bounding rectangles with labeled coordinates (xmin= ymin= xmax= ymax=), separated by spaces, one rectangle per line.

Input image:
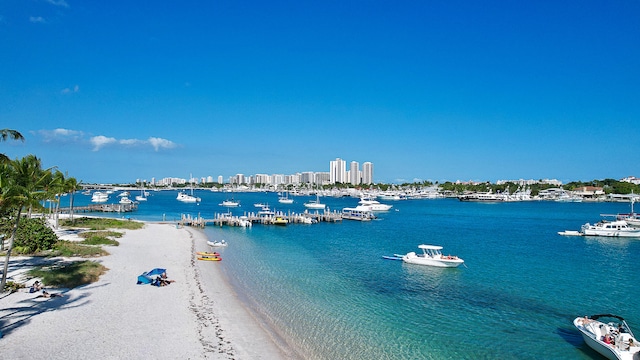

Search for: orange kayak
xmin=196 ymin=252 xmax=220 ymax=256
xmin=197 ymin=256 xmax=222 ymax=261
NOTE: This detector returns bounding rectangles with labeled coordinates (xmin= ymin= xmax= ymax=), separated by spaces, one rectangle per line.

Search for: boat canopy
xmin=418 ymin=245 xmax=443 ymax=250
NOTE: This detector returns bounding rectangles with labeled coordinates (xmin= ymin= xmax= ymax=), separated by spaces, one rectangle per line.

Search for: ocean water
xmin=61 ymin=190 xmax=640 ymax=359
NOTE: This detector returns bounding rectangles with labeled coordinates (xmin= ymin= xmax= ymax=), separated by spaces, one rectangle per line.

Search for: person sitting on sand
xmin=36 ymin=290 xmax=63 ymax=298
xmin=160 ymin=272 xmax=175 ymax=286
xmin=29 ymin=281 xmax=43 ymax=293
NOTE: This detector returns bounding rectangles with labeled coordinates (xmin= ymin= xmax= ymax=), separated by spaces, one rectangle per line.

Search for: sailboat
xmin=304 ymin=193 xmax=326 ymax=209
xmin=278 ymin=191 xmax=294 ymax=204
xmin=135 ymin=187 xmax=147 ymax=201
xmin=177 ymin=175 xmax=201 ymax=203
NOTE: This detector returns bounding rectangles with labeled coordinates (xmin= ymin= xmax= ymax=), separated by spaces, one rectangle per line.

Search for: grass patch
xmin=51 ymin=240 xmax=110 ymax=257
xmin=78 ymin=231 xmax=122 ymax=246
xmin=28 ymin=260 xmax=108 ymax=288
xmin=61 ymin=217 xmax=144 ymax=230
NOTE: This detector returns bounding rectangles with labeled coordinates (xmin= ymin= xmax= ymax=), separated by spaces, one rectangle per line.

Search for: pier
xmin=59 ymin=203 xmax=138 ymax=213
xmin=178 ymin=209 xmax=343 ymax=228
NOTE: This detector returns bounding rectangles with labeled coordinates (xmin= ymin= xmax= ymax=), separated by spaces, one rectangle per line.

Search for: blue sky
xmin=1 ymin=1 xmax=639 ymax=184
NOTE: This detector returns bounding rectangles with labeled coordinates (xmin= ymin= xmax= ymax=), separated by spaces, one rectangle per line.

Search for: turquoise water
xmin=62 ymin=191 xmax=640 ymax=359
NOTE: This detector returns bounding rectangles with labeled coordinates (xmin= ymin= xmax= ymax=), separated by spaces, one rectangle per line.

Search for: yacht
xmin=119 ymin=196 xmax=134 ymax=205
xmin=91 ymin=192 xmax=109 ymax=203
xmin=580 ymin=220 xmax=640 ymax=237
xmin=457 ymin=191 xmax=506 ymax=202
xmin=341 ymin=207 xmax=375 ymax=221
xmin=357 ymin=198 xmax=392 ymax=211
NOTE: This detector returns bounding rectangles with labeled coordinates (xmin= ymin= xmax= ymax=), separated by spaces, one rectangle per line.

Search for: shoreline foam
xmin=0 ymin=221 xmax=290 ymax=359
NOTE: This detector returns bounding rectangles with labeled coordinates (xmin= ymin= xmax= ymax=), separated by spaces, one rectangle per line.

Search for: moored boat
xmin=220 ymin=199 xmax=240 ymax=207
xmin=341 ymin=207 xmax=375 ymax=221
xmin=207 ymin=240 xmax=228 ymax=247
xmin=573 ymin=314 xmax=640 ymax=360
xmin=580 ymin=220 xmax=640 ymax=237
xmin=402 ymin=245 xmax=464 ymax=268
xmin=304 ymin=194 xmax=326 ymax=209
xmin=357 ymin=198 xmax=392 ymax=211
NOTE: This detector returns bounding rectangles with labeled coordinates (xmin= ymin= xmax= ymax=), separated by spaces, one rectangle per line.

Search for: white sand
xmin=0 ymin=223 xmax=295 ymax=359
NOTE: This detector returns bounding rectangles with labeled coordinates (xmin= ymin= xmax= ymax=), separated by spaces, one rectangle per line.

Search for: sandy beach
xmin=0 ymin=222 xmax=294 ymax=359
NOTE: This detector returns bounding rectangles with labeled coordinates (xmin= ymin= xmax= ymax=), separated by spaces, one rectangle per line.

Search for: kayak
xmin=197 ymin=257 xmax=222 ymax=261
xmin=196 ymin=252 xmax=220 ymax=256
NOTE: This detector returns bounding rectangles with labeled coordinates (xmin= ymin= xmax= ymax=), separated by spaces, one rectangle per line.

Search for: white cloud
xmin=37 ymin=128 xmax=83 ymax=142
xmin=30 ymin=16 xmax=46 ymax=23
xmin=90 ymin=135 xmax=117 ymax=151
xmin=119 ymin=139 xmax=143 ymax=146
xmin=61 ymin=85 xmax=79 ymax=94
xmin=45 ymin=0 xmax=69 ymax=8
xmin=148 ymin=137 xmax=177 ymax=151
xmin=36 ymin=129 xmax=178 ymax=152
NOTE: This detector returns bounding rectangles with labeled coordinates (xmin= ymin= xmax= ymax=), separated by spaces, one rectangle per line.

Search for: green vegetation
xmin=79 ymin=231 xmax=121 ymax=246
xmin=0 ymin=217 xmax=58 ymax=254
xmin=61 ymin=217 xmax=144 ymax=230
xmin=28 ymin=260 xmax=108 ymax=288
xmin=51 ymin=240 xmax=110 ymax=257
xmin=2 ymin=280 xmax=25 ymax=293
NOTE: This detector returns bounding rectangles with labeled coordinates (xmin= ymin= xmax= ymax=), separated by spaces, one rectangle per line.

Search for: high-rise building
xmin=350 ymin=161 xmax=360 ymax=185
xmin=330 ymin=158 xmax=347 ymax=184
xmin=362 ymin=162 xmax=373 ymax=184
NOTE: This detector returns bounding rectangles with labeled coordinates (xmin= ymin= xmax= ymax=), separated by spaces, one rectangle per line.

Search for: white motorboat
xmin=119 ymin=196 xmax=133 ymax=205
xmin=304 ymin=194 xmax=326 ymax=209
xmin=357 ymin=198 xmax=392 ymax=211
xmin=402 ymin=245 xmax=464 ymax=268
xmin=207 ymin=240 xmax=228 ymax=247
xmin=177 ymin=191 xmax=201 ymax=203
xmin=220 ymin=199 xmax=240 ymax=207
xmin=573 ymin=314 xmax=640 ymax=360
xmin=580 ymin=220 xmax=640 ymax=237
xmin=278 ymin=192 xmax=294 ymax=204
xmin=117 ymin=191 xmax=130 ymax=197
xmin=457 ymin=191 xmax=506 ymax=202
xmin=254 ymin=202 xmax=267 ymax=208
xmin=91 ymin=192 xmax=109 ymax=203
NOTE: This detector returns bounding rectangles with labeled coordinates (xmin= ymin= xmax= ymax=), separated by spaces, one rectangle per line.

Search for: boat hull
xmin=402 ymin=254 xmax=464 ymax=268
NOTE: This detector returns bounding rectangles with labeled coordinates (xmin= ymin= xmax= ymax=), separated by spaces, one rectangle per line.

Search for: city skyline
xmin=2 ymin=2 xmax=639 ymax=184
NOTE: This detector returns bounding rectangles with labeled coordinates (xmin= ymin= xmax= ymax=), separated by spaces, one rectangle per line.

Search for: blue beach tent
xmin=136 ymin=268 xmax=166 ymax=285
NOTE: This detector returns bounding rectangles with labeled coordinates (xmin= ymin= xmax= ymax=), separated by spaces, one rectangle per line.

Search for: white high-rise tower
xmin=330 ymin=158 xmax=347 ymax=184
xmin=362 ymin=162 xmax=373 ymax=185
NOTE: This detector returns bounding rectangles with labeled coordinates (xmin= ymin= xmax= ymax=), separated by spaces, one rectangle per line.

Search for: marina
xmin=51 ymin=190 xmax=640 ymax=359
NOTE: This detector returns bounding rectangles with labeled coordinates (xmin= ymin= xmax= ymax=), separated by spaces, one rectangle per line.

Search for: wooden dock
xmin=59 ymin=203 xmax=138 ymax=213
xmin=178 ymin=209 xmax=343 ymax=228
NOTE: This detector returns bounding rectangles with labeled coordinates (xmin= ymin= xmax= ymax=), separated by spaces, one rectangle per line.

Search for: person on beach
xmin=29 ymin=281 xmax=43 ymax=293
xmin=36 ymin=290 xmax=63 ymax=298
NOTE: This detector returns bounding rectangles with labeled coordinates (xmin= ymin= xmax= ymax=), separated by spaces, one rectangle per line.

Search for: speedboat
xmin=207 ymin=240 xmax=228 ymax=247
xmin=573 ymin=314 xmax=640 ymax=360
xmin=402 ymin=245 xmax=464 ymax=268
xmin=272 ymin=216 xmax=288 ymax=226
xmin=357 ymin=198 xmax=392 ymax=211
xmin=580 ymin=220 xmax=640 ymax=237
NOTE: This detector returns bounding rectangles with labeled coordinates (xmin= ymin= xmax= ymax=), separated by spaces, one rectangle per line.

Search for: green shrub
xmin=0 ymin=217 xmax=58 ymax=254
xmin=28 ymin=260 xmax=108 ymax=288
xmin=61 ymin=217 xmax=144 ymax=230
xmin=52 ymin=240 xmax=109 ymax=257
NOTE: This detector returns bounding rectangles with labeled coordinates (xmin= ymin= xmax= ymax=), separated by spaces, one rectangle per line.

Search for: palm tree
xmin=64 ymin=176 xmax=81 ymax=224
xmin=0 ymin=155 xmax=53 ymax=293
xmin=0 ymin=129 xmax=25 ymax=163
